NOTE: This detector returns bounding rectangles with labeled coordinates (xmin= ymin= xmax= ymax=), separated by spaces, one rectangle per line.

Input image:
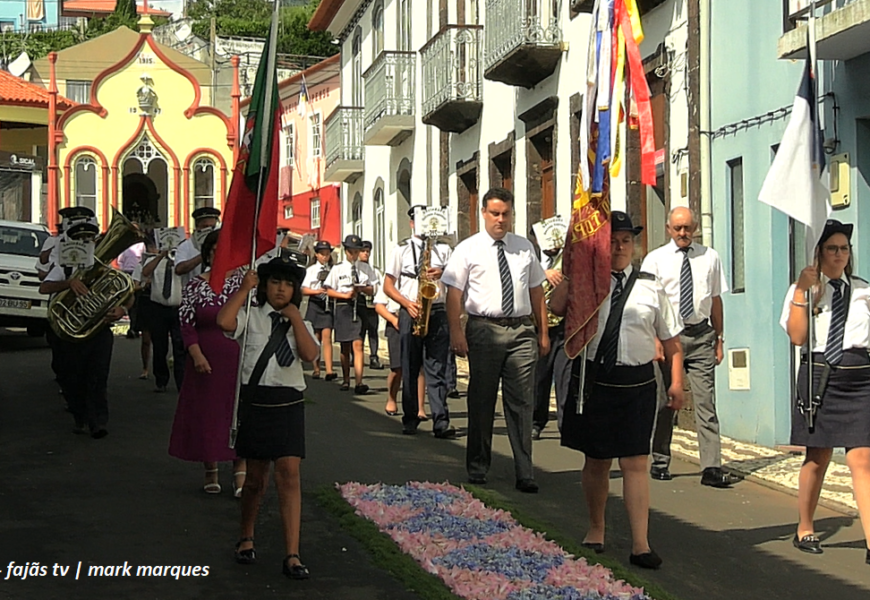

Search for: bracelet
xmin=791 ymin=300 xmax=808 ymax=308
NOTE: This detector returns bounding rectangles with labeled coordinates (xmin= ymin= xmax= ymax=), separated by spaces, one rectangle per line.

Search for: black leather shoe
xmin=515 ymin=479 xmax=539 ymax=493
xmin=234 ymin=537 xmax=256 ymax=564
xmin=581 ymin=542 xmax=605 ymax=554
xmin=447 ymin=388 xmax=461 ymax=399
xmin=531 ymin=426 xmax=542 ymax=441
xmin=354 ymin=384 xmax=369 ymax=395
xmin=324 ymin=373 xmax=338 ymax=381
xmin=701 ymin=467 xmax=742 ymax=488
xmin=629 ymin=550 xmax=662 ymax=569
xmin=793 ymin=534 xmax=822 ymax=554
xmin=90 ymin=429 xmax=108 ymax=439
xmin=468 ymin=475 xmax=487 ymax=485
xmin=282 ymin=554 xmax=309 ymax=579
xmin=865 ymin=547 xmax=870 ymax=565
xmin=369 ymin=357 xmax=384 ymax=370
xmin=650 ymin=467 xmax=673 ymax=481
xmin=402 ymin=427 xmax=418 ymax=435
xmin=433 ymin=426 xmax=457 ymax=439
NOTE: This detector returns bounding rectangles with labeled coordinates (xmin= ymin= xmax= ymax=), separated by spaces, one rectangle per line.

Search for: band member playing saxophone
xmin=301 ymin=241 xmax=336 ymax=380
xmin=383 ymin=205 xmax=456 ymax=438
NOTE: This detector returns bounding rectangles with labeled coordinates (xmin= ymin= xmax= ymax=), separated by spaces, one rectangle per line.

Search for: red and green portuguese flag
xmin=210 ymin=15 xmax=281 ymax=292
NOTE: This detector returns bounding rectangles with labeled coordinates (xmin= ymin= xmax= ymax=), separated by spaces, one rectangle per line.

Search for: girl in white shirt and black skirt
xmin=218 ymin=253 xmax=320 ymax=580
xmin=782 ymin=219 xmax=870 ymax=564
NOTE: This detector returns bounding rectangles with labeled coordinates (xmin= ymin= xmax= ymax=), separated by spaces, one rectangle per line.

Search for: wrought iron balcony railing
xmin=484 ymin=0 xmax=562 ymax=87
xmin=363 ymin=51 xmax=416 ymax=140
xmin=420 ymin=25 xmax=483 ymax=133
xmin=324 ymin=106 xmax=364 ymax=173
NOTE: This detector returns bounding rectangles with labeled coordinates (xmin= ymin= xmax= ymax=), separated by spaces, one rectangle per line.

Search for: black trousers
xmin=58 ymin=327 xmax=113 ymax=432
xmin=150 ymin=303 xmax=185 ymax=390
xmin=360 ymin=304 xmax=380 ymax=357
xmin=399 ymin=307 xmax=450 ymax=432
xmin=532 ymin=323 xmax=571 ymax=432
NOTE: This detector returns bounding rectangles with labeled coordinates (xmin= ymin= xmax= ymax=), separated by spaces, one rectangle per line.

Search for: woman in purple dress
xmin=169 ymin=230 xmax=246 ymax=496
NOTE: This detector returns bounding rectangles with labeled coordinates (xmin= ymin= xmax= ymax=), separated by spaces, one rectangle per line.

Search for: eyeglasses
xmin=823 ymin=245 xmax=851 ymax=255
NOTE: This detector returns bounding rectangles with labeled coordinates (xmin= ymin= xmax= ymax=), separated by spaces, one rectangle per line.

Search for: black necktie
xmin=679 ymin=247 xmax=694 ymax=321
xmin=495 ymin=240 xmax=514 ymax=316
xmin=601 ymin=271 xmax=626 ymax=373
xmin=269 ymin=312 xmax=295 ymax=367
xmin=162 ymin=259 xmax=173 ymax=300
xmin=351 ymin=263 xmax=359 ymax=286
xmin=825 ymin=279 xmax=846 ymax=366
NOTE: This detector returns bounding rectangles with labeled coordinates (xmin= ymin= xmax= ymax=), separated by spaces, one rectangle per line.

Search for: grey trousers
xmin=465 ymin=317 xmax=538 ymax=481
xmin=651 ymin=324 xmax=722 ymax=471
xmin=532 ymin=322 xmax=571 ymax=432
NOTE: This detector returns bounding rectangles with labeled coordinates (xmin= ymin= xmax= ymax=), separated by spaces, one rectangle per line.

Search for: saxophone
xmin=542 ymin=249 xmax=564 ymax=328
xmin=412 ymin=236 xmax=438 ymax=337
xmin=48 ymin=209 xmax=145 ymax=341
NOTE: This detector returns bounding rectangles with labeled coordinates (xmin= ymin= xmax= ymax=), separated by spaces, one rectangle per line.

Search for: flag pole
xmin=805 ymin=0 xmax=818 ymax=430
xmin=229 ymin=0 xmax=281 ymax=448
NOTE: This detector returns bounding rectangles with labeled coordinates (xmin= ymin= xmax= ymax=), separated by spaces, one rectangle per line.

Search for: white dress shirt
xmin=229 ymin=304 xmax=318 ymax=389
xmin=641 ymin=240 xmax=728 ymax=326
xmin=324 ymin=260 xmax=371 ymax=294
xmin=779 ymin=274 xmax=870 ymax=352
xmin=442 ymin=230 xmax=546 ymax=318
xmin=373 ymin=286 xmax=401 ymax=313
xmin=358 ymin=261 xmax=381 ymax=298
xmin=585 ymin=265 xmax=682 ymax=366
xmin=37 ymin=236 xmax=59 ymax=274
xmin=144 ymin=254 xmax=183 ymax=307
xmin=174 ymin=238 xmax=201 ymax=285
xmin=386 ymin=237 xmax=452 ymax=305
xmin=302 ymin=263 xmax=330 ymax=292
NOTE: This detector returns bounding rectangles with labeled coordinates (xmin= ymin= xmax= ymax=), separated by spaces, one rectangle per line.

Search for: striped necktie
xmin=679 ymin=247 xmax=694 ymax=321
xmin=495 ymin=240 xmax=514 ymax=316
xmin=269 ymin=312 xmax=295 ymax=367
xmin=601 ymin=271 xmax=626 ymax=373
xmin=825 ymin=279 xmax=846 ymax=366
xmin=162 ymin=259 xmax=174 ymax=300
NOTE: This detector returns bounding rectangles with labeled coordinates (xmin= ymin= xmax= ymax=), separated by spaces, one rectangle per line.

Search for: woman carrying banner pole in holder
xmin=781 ymin=220 xmax=870 ymax=564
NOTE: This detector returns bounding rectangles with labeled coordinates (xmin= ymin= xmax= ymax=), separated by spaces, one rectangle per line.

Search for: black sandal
xmin=234 ymin=537 xmax=256 ymax=564
xmin=282 ymin=554 xmax=310 ymax=579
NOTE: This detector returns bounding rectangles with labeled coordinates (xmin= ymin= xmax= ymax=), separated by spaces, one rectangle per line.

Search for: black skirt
xmin=561 ymin=361 xmax=657 ymax=459
xmin=305 ymin=298 xmax=334 ymax=331
xmin=792 ymin=349 xmax=870 ymax=448
xmin=136 ymin=292 xmax=156 ymax=332
xmin=333 ymin=302 xmax=363 ymax=343
xmin=235 ymin=386 xmax=305 ymax=460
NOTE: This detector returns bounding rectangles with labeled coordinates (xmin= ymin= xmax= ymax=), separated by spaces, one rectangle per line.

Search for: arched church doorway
xmin=122 ymin=136 xmax=169 ymax=227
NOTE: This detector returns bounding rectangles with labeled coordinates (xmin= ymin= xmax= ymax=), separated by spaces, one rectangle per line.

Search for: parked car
xmin=0 ymin=220 xmax=50 ymax=336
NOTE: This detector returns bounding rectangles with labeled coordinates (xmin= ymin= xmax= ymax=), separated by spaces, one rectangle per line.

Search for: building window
xmin=728 ymin=158 xmax=745 ymax=293
xmin=352 ymin=193 xmax=363 ymax=237
xmin=352 ymin=27 xmax=363 ymax=107
xmin=310 ymin=197 xmax=321 ymax=229
xmin=310 ymin=112 xmax=322 ymax=158
xmin=372 ymin=2 xmax=384 ymax=57
xmin=284 ymin=122 xmax=295 ymax=166
xmin=74 ymin=156 xmax=98 ymax=212
xmin=284 ymin=204 xmax=294 ymax=220
xmin=193 ymin=158 xmax=215 ymax=209
xmin=66 ymin=80 xmax=92 ymax=104
xmin=398 ymin=0 xmax=411 ymax=51
xmin=374 ymin=188 xmax=385 ymax=268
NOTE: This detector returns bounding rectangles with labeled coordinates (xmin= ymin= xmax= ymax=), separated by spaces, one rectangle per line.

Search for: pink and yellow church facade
xmin=46 ymin=18 xmax=240 ymax=233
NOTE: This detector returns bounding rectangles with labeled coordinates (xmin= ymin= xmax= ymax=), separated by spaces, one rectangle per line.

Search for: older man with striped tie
xmin=443 ymin=187 xmax=549 ymax=493
xmin=641 ymin=206 xmax=740 ymax=488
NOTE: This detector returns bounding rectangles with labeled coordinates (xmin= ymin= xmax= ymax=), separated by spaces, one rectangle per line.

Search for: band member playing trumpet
xmin=383 ymin=205 xmax=456 ymax=438
xmin=39 ymin=207 xmax=131 ymax=439
xmin=301 ymin=241 xmax=336 ymax=380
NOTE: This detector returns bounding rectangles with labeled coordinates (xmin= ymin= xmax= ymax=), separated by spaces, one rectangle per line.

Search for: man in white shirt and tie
xmin=641 ymin=206 xmax=740 ymax=488
xmin=443 ymin=188 xmax=549 ymax=493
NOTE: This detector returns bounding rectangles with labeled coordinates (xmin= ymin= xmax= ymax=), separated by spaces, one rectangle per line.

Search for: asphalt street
xmin=2 ymin=329 xmax=870 ymax=600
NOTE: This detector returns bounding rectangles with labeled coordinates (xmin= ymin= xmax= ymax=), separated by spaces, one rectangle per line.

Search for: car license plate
xmin=0 ymin=298 xmax=31 ymax=309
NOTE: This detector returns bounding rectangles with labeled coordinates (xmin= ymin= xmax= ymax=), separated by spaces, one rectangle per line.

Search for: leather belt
xmin=681 ymin=321 xmax=711 ymax=337
xmin=468 ymin=314 xmax=532 ymax=327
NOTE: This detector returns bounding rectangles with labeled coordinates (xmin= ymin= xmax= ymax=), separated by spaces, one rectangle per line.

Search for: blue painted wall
xmin=710 ymin=1 xmax=870 ymax=446
xmin=0 ymin=1 xmax=60 ymax=31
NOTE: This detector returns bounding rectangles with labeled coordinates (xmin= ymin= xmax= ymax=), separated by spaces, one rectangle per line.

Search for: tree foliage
xmin=187 ymin=0 xmax=337 ymax=57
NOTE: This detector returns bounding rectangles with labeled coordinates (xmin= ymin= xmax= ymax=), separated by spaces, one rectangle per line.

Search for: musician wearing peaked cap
xmin=553 ymin=211 xmax=684 ymax=570
xmin=175 ymin=207 xmax=221 ymax=285
xmin=358 ymin=240 xmax=384 ymax=370
xmin=301 ymin=240 xmax=336 ymax=380
xmin=384 ymin=206 xmax=455 ymax=438
xmin=781 ymin=219 xmax=870 ymax=562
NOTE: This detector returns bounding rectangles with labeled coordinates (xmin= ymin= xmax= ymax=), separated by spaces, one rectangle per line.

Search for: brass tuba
xmin=48 ymin=209 xmax=145 ymax=341
xmin=412 ymin=236 xmax=438 ymax=337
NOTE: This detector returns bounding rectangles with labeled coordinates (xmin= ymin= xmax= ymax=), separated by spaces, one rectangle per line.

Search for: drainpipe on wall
xmin=699 ymin=0 xmax=713 ymax=246
xmin=47 ymin=52 xmax=58 ymax=232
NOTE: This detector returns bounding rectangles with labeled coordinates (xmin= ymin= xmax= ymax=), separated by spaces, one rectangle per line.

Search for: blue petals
xmin=434 ymin=544 xmax=565 ymax=583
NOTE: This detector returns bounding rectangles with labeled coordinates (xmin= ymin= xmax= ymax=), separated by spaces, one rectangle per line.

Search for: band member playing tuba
xmin=383 ymin=205 xmax=456 ymax=438
xmin=39 ymin=207 xmax=136 ymax=439
xmin=301 ymin=241 xmax=336 ymax=380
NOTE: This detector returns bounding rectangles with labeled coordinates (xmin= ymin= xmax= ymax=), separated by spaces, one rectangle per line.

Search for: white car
xmin=0 ymin=220 xmax=50 ymax=336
